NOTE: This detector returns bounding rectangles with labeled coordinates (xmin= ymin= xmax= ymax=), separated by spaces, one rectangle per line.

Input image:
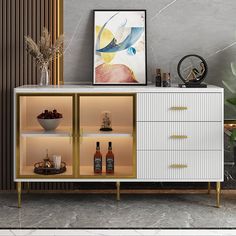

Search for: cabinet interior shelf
xmin=80 ymin=165 xmax=133 ymax=177
xmin=20 ymin=127 xmax=72 ymax=137
xmin=80 ymin=126 xmax=133 ymax=138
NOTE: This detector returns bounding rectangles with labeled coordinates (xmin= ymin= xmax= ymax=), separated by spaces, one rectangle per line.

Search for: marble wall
xmin=64 ymin=0 xmax=236 ymax=119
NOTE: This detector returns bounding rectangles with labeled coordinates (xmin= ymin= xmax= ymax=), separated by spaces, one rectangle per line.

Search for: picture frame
xmin=93 ymin=10 xmax=147 ymax=85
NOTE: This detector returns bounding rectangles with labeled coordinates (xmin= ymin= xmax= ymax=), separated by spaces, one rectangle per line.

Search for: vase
xmin=39 ymin=65 xmax=50 ymax=86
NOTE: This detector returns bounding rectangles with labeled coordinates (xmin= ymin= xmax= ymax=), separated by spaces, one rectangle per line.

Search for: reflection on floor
xmin=0 ymin=192 xmax=236 ymax=228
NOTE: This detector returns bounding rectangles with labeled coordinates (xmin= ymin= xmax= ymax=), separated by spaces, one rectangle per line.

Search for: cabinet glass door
xmin=79 ymin=94 xmax=136 ymax=178
xmin=17 ymin=94 xmax=75 ymax=178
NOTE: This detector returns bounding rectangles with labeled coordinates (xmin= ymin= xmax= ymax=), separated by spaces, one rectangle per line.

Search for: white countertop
xmin=14 ymin=84 xmax=223 ymax=93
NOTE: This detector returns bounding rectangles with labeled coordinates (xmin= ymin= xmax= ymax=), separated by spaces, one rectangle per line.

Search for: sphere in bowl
xmin=37 ymin=109 xmax=63 ymax=130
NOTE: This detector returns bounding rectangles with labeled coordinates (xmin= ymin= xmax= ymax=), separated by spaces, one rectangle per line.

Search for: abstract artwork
xmin=93 ymin=10 xmax=146 ymax=85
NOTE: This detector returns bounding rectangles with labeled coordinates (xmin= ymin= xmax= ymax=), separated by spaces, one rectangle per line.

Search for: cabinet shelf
xmin=80 ymin=126 xmax=133 ymax=138
xmin=80 ymin=165 xmax=133 ymax=177
xmin=20 ymin=127 xmax=72 ymax=137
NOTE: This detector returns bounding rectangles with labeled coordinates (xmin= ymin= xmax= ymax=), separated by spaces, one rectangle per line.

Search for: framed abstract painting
xmin=93 ymin=10 xmax=147 ymax=85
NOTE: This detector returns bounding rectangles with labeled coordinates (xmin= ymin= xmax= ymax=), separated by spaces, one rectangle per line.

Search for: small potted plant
xmin=25 ymin=28 xmax=64 ymax=86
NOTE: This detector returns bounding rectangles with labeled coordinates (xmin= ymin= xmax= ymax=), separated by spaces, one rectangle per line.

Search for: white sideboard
xmin=14 ymin=85 xmax=224 ymax=207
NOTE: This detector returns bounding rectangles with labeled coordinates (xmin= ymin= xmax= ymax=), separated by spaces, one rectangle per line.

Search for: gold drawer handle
xmin=170 ymin=135 xmax=188 ymax=139
xmin=170 ymin=164 xmax=188 ymax=169
xmin=170 ymin=106 xmax=188 ymax=110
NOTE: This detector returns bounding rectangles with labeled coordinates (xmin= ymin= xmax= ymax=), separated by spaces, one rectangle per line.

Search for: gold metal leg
xmin=17 ymin=182 xmax=22 ymax=208
xmin=116 ymin=182 xmax=120 ymax=201
xmin=27 ymin=182 xmax=30 ymax=193
xmin=216 ymin=182 xmax=221 ymax=208
xmin=208 ymin=182 xmax=211 ymax=194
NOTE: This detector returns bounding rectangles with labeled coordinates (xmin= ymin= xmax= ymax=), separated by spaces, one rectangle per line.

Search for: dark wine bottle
xmin=106 ymin=142 xmax=114 ymax=174
xmin=94 ymin=142 xmax=102 ymax=174
xmin=155 ymin=68 xmax=162 ymax=87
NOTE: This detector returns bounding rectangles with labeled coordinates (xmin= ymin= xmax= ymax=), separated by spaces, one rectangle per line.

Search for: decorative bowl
xmin=37 ymin=118 xmax=62 ymax=131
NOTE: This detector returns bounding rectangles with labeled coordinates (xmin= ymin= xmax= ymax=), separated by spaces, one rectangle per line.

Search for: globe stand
xmin=178 ymin=83 xmax=207 ymax=88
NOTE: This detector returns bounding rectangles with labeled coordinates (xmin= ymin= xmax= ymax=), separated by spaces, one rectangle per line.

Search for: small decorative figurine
xmin=100 ymin=111 xmax=112 ymax=131
xmin=43 ymin=149 xmax=53 ymax=168
xmin=177 ymin=54 xmax=208 ymax=88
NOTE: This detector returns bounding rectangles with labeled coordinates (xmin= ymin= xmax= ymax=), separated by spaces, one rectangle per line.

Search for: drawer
xmin=137 ymin=92 xmax=222 ymax=121
xmin=137 ymin=122 xmax=222 ymax=150
xmin=137 ymin=150 xmax=223 ymax=180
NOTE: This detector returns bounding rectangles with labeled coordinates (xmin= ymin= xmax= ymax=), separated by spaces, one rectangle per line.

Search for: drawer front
xmin=137 ymin=122 xmax=222 ymax=150
xmin=137 ymin=150 xmax=223 ymax=180
xmin=137 ymin=92 xmax=222 ymax=121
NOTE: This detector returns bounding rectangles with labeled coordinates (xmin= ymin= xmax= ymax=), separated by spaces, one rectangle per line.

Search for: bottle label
xmin=94 ymin=157 xmax=102 ymax=172
xmin=106 ymin=158 xmax=114 ymax=172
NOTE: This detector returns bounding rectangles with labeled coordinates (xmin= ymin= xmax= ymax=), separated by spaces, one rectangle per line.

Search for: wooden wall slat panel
xmin=32 ymin=0 xmax=36 ymax=85
xmin=10 ymin=0 xmax=15 ymax=190
xmin=15 ymin=0 xmax=19 ymax=88
xmin=0 ymin=0 xmax=3 ymax=190
xmin=2 ymin=0 xmax=7 ymax=190
xmin=7 ymin=0 xmax=12 ymax=190
xmin=0 ymin=0 xmax=67 ymax=190
xmin=27 ymin=0 xmax=32 ymax=86
xmin=14 ymin=0 xmax=19 ymax=191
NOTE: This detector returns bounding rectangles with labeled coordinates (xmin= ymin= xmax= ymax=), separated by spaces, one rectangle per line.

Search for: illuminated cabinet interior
xmin=14 ymin=85 xmax=224 ymax=207
xmin=16 ymin=93 xmax=135 ymax=179
xmin=79 ymin=95 xmax=135 ymax=178
xmin=18 ymin=95 xmax=74 ymax=178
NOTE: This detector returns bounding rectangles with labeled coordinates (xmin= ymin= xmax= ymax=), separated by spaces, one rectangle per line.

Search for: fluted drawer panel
xmin=137 ymin=122 xmax=222 ymax=150
xmin=137 ymin=151 xmax=223 ymax=180
xmin=137 ymin=93 xmax=222 ymax=121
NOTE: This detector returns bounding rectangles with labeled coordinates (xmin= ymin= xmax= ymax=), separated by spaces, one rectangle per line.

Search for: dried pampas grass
xmin=25 ymin=27 xmax=64 ymax=69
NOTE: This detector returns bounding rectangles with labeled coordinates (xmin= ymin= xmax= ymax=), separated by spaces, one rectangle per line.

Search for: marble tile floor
xmin=0 ymin=192 xmax=236 ymax=229
xmin=1 ymin=229 xmax=236 ymax=236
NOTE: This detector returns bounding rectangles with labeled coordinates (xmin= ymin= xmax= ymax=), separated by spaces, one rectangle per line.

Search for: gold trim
xmin=170 ymin=106 xmax=188 ymax=110
xmin=57 ymin=0 xmax=63 ymax=85
xmin=52 ymin=0 xmax=57 ymax=85
xmin=116 ymin=181 xmax=120 ymax=201
xmin=77 ymin=93 xmax=136 ymax=179
xmin=208 ymin=182 xmax=211 ymax=194
xmin=17 ymin=182 xmax=21 ymax=208
xmin=16 ymin=95 xmax=20 ymax=178
xmin=216 ymin=182 xmax=221 ymax=208
xmin=133 ymin=93 xmax=137 ymax=179
xmin=74 ymin=94 xmax=79 ymax=178
xmin=51 ymin=0 xmax=63 ymax=85
xmin=169 ymin=164 xmax=188 ymax=169
xmin=170 ymin=135 xmax=188 ymax=139
xmin=16 ymin=93 xmax=75 ymax=179
xmin=224 ymin=120 xmax=236 ymax=124
xmin=16 ymin=93 xmax=136 ymax=180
